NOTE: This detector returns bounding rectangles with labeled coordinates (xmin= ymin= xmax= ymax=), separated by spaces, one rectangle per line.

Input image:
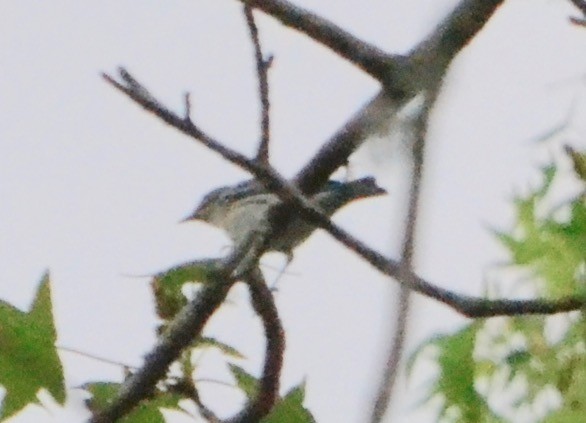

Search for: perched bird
xmin=183 ymin=177 xmax=386 ymax=261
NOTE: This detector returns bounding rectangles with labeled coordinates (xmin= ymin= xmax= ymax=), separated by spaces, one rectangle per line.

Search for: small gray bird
xmin=183 ymin=177 xmax=386 ymax=261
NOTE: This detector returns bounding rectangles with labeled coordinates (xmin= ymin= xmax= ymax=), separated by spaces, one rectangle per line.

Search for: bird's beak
xmin=179 ymin=206 xmax=204 ymax=223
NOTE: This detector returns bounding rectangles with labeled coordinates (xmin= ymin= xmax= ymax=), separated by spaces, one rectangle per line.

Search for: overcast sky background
xmin=2 ymin=0 xmax=586 ymax=422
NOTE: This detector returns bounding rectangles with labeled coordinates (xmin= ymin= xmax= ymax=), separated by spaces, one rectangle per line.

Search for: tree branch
xmin=239 ymin=0 xmax=505 ymax=193
xmin=370 ymin=86 xmax=440 ymax=423
xmin=240 ymin=0 xmax=403 ymax=84
xmin=568 ymin=0 xmax=586 ymax=25
xmin=228 ymin=268 xmax=285 ymax=422
xmin=98 ymin=58 xmax=586 ymax=419
xmin=568 ymin=0 xmax=586 ymax=16
xmin=294 ymin=91 xmax=403 ymax=193
xmin=89 ymin=246 xmax=251 ymax=422
xmin=90 ymin=278 xmax=232 ymax=422
xmin=243 ymin=5 xmax=273 ymax=164
xmin=103 ymin=68 xmax=586 ymax=319
xmin=408 ymin=0 xmax=505 ymax=84
xmin=94 ymin=2 xmax=557 ymax=420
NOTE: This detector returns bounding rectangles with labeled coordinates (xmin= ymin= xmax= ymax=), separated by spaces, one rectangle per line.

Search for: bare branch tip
xmin=264 ymin=54 xmax=274 ymax=70
xmin=184 ymin=92 xmax=193 ymax=121
xmin=118 ymin=66 xmax=131 ymax=80
xmin=100 ymin=71 xmax=113 ymax=82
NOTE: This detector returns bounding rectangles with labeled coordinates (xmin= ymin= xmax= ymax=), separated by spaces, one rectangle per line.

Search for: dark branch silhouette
xmin=93 ymin=1 xmax=572 ymax=421
xmin=243 ymin=5 xmax=272 ymax=164
xmin=103 ymin=68 xmax=586 ymax=321
xmin=370 ymin=85 xmax=441 ymax=423
xmin=89 ymin=249 xmax=248 ymax=423
xmin=241 ymin=0 xmax=403 ymax=84
xmin=227 ymin=269 xmax=285 ymax=422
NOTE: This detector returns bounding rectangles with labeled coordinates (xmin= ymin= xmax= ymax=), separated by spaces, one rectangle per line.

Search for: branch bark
xmin=241 ymin=0 xmax=403 ymax=83
xmin=89 ymin=263 xmax=236 ymax=422
xmin=227 ymin=269 xmax=285 ymax=422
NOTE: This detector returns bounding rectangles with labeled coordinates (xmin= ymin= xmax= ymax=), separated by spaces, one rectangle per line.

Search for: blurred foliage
xmin=84 ymin=382 xmax=185 ymax=423
xmin=410 ymin=148 xmax=586 ymax=422
xmin=229 ymin=364 xmax=315 ymax=423
xmin=0 ymin=273 xmax=65 ymax=421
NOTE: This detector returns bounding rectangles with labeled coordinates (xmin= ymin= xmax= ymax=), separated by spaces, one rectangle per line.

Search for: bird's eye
xmin=217 ymin=198 xmax=227 ymax=206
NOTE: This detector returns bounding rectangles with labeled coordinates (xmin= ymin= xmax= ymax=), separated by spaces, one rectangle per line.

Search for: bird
xmin=182 ymin=176 xmax=386 ymax=263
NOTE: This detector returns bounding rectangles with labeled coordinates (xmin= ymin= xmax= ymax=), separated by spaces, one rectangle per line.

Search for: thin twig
xmin=58 ymin=345 xmax=137 ymax=370
xmin=243 ymin=5 xmax=272 ymax=163
xmin=183 ymin=92 xmax=192 ymax=122
xmin=194 ymin=377 xmax=237 ymax=389
xmin=253 ymin=0 xmax=506 ymax=192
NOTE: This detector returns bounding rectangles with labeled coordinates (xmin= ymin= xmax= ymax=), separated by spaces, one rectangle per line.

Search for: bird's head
xmin=181 ymin=186 xmax=233 ymax=225
xmin=181 ymin=180 xmax=264 ymax=226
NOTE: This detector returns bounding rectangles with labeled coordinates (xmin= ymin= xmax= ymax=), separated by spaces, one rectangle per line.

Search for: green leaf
xmin=497 ymin=166 xmax=586 ymax=297
xmin=435 ymin=324 xmax=483 ymax=420
xmin=228 ymin=364 xmax=258 ymax=399
xmin=197 ymin=337 xmax=245 ymax=359
xmin=0 ymin=272 xmax=65 ymax=420
xmin=565 ymin=145 xmax=586 ymax=181
xmin=84 ymin=382 xmax=184 ymax=423
xmin=226 ymin=366 xmax=315 ymax=422
xmin=412 ymin=322 xmax=500 ymax=422
xmin=151 ymin=259 xmax=222 ymax=319
xmin=262 ymin=383 xmax=315 ymax=423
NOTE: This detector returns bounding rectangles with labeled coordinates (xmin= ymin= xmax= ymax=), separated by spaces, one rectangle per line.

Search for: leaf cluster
xmin=409 ymin=151 xmax=586 ymax=422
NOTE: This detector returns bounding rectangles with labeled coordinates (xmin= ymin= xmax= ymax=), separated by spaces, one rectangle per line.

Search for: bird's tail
xmin=316 ymin=177 xmax=386 ymax=215
xmin=341 ymin=177 xmax=387 ymax=200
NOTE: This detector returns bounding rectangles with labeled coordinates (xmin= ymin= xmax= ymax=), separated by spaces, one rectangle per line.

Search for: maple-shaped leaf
xmin=0 ymin=272 xmax=65 ymax=420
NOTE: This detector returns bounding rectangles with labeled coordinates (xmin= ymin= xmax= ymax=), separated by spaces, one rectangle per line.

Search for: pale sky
xmin=1 ymin=1 xmax=586 ymax=422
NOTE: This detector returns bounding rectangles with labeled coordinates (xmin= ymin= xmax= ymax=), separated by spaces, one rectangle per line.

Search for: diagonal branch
xmin=104 ymin=68 xmax=586 ymax=320
xmin=296 ymin=0 xmax=504 ymax=191
xmin=94 ymin=3 xmax=557 ymax=420
xmin=90 ymin=269 xmax=234 ymax=422
xmin=241 ymin=0 xmax=403 ymax=84
xmin=89 ymin=241 xmax=258 ymax=422
xmin=98 ymin=63 xmax=586 ymax=420
xmin=228 ymin=268 xmax=285 ymax=422
xmin=294 ymin=91 xmax=402 ymax=193
xmin=568 ymin=0 xmax=586 ymax=16
xmin=567 ymin=0 xmax=586 ymax=25
xmin=409 ymin=0 xmax=505 ymax=77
